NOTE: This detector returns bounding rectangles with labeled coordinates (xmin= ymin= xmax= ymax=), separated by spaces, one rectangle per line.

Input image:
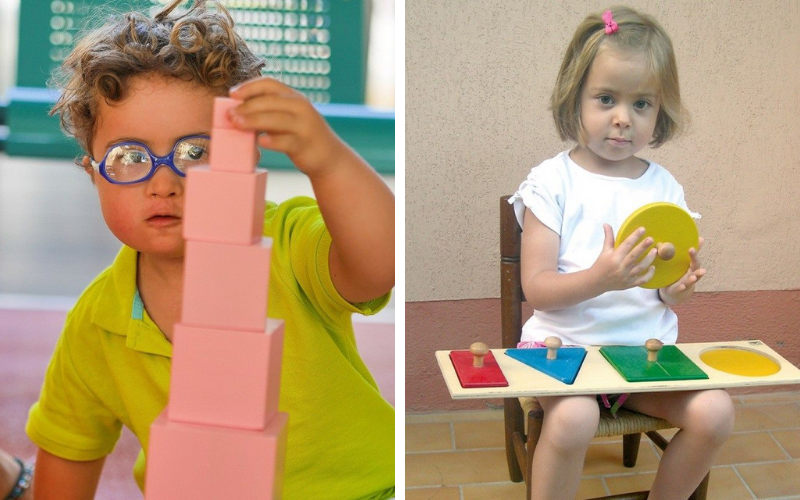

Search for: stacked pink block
xmin=146 ymin=98 xmax=288 ymax=499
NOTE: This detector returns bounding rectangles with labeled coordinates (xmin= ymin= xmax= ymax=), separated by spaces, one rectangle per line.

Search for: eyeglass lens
xmin=103 ymin=137 xmax=210 ymax=183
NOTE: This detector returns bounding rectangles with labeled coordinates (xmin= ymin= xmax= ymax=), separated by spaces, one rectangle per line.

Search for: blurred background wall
xmin=406 ymin=0 xmax=800 ymax=411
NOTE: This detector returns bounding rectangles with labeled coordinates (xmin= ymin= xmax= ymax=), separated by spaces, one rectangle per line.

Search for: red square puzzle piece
xmin=450 ymin=350 xmax=509 ymax=388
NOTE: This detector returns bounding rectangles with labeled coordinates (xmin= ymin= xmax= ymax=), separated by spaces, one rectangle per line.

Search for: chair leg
xmin=586 ymin=493 xmax=649 ymax=500
xmin=525 ymin=405 xmax=545 ymax=500
xmin=504 ymin=399 xmax=524 ymax=482
xmin=688 ymin=471 xmax=710 ymax=500
xmin=512 ymin=431 xmax=528 ymax=483
xmin=645 ymin=430 xmax=669 ymax=450
xmin=622 ymin=433 xmax=641 ymax=468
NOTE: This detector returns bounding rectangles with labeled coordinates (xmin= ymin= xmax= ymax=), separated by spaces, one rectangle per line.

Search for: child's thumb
xmin=602 ymin=223 xmax=615 ymax=250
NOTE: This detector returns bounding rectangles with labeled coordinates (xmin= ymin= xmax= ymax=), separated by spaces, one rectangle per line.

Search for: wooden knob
xmin=656 ymin=242 xmax=675 ymax=261
xmin=544 ymin=336 xmax=562 ymax=360
xmin=470 ymin=342 xmax=489 ymax=367
xmin=645 ymin=339 xmax=663 ymax=362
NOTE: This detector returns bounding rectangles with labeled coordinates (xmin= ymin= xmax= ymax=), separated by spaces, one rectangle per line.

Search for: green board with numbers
xmin=2 ymin=0 xmax=393 ymax=173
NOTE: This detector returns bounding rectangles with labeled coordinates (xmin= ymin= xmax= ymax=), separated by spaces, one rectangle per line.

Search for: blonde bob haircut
xmin=551 ymin=6 xmax=687 ymax=148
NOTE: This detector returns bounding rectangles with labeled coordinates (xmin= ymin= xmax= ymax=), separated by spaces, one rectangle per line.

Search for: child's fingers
xmin=256 ymin=132 xmax=300 ymax=155
xmin=602 ymin=224 xmax=615 ymax=251
xmin=628 ymin=234 xmax=654 ymax=261
xmin=230 ymin=110 xmax=297 ymax=134
xmin=631 ymin=247 xmax=657 ymax=274
xmin=229 ymin=76 xmax=295 ymax=100
xmin=617 ymin=227 xmax=646 ymax=254
xmin=693 ymin=268 xmax=706 ymax=282
xmin=233 ymin=92 xmax=308 ymax=118
xmin=688 ymin=246 xmax=704 ymax=271
xmin=635 ymin=265 xmax=656 ymax=287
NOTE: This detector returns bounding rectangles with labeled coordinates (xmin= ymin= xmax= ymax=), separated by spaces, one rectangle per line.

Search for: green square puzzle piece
xmin=600 ymin=345 xmax=709 ymax=382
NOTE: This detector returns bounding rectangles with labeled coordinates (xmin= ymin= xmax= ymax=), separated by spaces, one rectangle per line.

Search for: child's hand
xmin=228 ymin=77 xmax=349 ymax=178
xmin=659 ymin=237 xmax=706 ymax=306
xmin=592 ymin=224 xmax=657 ymax=292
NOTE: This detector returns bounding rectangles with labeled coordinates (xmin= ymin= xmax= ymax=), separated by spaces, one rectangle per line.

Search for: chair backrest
xmin=500 ymin=195 xmax=528 ymax=483
xmin=500 ymin=195 xmax=526 ymax=349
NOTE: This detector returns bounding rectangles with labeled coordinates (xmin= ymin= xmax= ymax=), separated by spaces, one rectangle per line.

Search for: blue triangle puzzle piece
xmin=505 ymin=347 xmax=587 ymax=385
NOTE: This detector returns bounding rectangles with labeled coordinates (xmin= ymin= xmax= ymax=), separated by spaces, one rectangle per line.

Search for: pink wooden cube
xmin=212 ymin=97 xmax=241 ymax=129
xmin=168 ymin=320 xmax=285 ymax=429
xmin=181 ymin=239 xmax=272 ymax=332
xmin=183 ymin=167 xmax=267 ymax=245
xmin=146 ymin=411 xmax=288 ymax=500
xmin=210 ymin=128 xmax=258 ymax=174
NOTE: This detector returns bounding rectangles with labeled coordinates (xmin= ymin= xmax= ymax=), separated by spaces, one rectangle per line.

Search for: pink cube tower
xmin=146 ymin=98 xmax=287 ymax=499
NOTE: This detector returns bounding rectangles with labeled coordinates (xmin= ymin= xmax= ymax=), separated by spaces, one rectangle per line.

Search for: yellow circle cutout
xmin=699 ymin=347 xmax=781 ymax=377
xmin=616 ymin=202 xmax=699 ymax=289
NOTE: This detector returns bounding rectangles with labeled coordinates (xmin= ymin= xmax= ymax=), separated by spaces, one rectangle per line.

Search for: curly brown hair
xmin=50 ymin=0 xmax=264 ymax=153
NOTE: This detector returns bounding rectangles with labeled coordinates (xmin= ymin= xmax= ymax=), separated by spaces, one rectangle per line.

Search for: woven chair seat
xmin=519 ymin=396 xmax=672 ymax=437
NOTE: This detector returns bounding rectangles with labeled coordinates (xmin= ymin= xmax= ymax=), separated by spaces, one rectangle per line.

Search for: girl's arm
xmin=520 ymin=209 xmax=658 ymax=311
xmin=229 ymin=78 xmax=394 ymax=304
xmin=33 ymin=449 xmax=105 ymax=500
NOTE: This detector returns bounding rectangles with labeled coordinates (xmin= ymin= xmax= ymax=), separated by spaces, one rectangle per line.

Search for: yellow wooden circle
xmin=615 ymin=202 xmax=699 ymax=289
xmin=699 ymin=347 xmax=781 ymax=377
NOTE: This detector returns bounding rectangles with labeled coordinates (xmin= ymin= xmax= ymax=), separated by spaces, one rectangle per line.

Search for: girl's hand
xmin=659 ymin=237 xmax=706 ymax=306
xmin=591 ymin=224 xmax=657 ymax=292
xmin=228 ymin=77 xmax=349 ymax=178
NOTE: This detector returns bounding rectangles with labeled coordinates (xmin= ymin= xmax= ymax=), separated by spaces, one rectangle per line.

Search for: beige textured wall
xmin=406 ymin=0 xmax=800 ymax=302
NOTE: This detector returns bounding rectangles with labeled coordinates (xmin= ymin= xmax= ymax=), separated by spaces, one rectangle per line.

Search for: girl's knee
xmin=685 ymin=390 xmax=735 ymax=443
xmin=541 ymin=396 xmax=600 ymax=448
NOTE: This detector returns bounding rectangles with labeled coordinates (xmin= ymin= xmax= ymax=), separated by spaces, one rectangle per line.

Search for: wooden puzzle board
xmin=435 ymin=340 xmax=800 ymax=400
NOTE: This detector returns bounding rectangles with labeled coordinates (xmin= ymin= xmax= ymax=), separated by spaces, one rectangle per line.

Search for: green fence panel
xmin=18 ymin=0 xmax=367 ymax=103
xmin=3 ymin=0 xmax=393 ymax=173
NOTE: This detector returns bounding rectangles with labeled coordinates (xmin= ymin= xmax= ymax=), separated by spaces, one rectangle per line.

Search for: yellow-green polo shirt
xmin=27 ymin=196 xmax=394 ymax=499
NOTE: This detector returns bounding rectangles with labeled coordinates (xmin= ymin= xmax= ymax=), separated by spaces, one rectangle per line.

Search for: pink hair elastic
xmin=603 ymin=10 xmax=619 ymax=34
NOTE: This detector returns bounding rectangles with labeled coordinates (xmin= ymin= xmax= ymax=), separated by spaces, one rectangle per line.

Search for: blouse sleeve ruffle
xmin=508 ymin=166 xmax=563 ymax=236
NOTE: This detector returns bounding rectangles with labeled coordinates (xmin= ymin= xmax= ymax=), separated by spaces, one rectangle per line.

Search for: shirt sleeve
xmin=26 ymin=310 xmax=122 ymax=461
xmin=675 ymin=186 xmax=701 ymax=220
xmin=264 ymin=197 xmax=390 ymax=328
xmin=657 ymin=166 xmax=701 ymax=220
xmin=508 ymin=160 xmax=565 ymax=235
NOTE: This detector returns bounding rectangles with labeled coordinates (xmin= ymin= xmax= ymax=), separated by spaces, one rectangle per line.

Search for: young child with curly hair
xmin=3 ymin=1 xmax=394 ymax=498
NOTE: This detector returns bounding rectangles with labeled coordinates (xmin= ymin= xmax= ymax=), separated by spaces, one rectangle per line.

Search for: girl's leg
xmin=529 ymin=395 xmax=600 ymax=500
xmin=625 ymin=390 xmax=735 ymax=500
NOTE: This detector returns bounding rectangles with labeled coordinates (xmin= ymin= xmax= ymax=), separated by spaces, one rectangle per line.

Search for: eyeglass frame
xmin=89 ymin=134 xmax=211 ymax=185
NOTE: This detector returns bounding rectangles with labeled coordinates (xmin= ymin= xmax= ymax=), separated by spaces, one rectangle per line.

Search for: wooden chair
xmin=499 ymin=195 xmax=709 ymax=500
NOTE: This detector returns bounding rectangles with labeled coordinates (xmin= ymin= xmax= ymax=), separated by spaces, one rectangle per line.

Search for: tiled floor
xmin=406 ymin=390 xmax=800 ymax=499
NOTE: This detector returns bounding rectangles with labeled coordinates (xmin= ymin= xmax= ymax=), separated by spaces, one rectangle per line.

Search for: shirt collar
xmin=91 ymin=245 xmax=173 ymax=357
